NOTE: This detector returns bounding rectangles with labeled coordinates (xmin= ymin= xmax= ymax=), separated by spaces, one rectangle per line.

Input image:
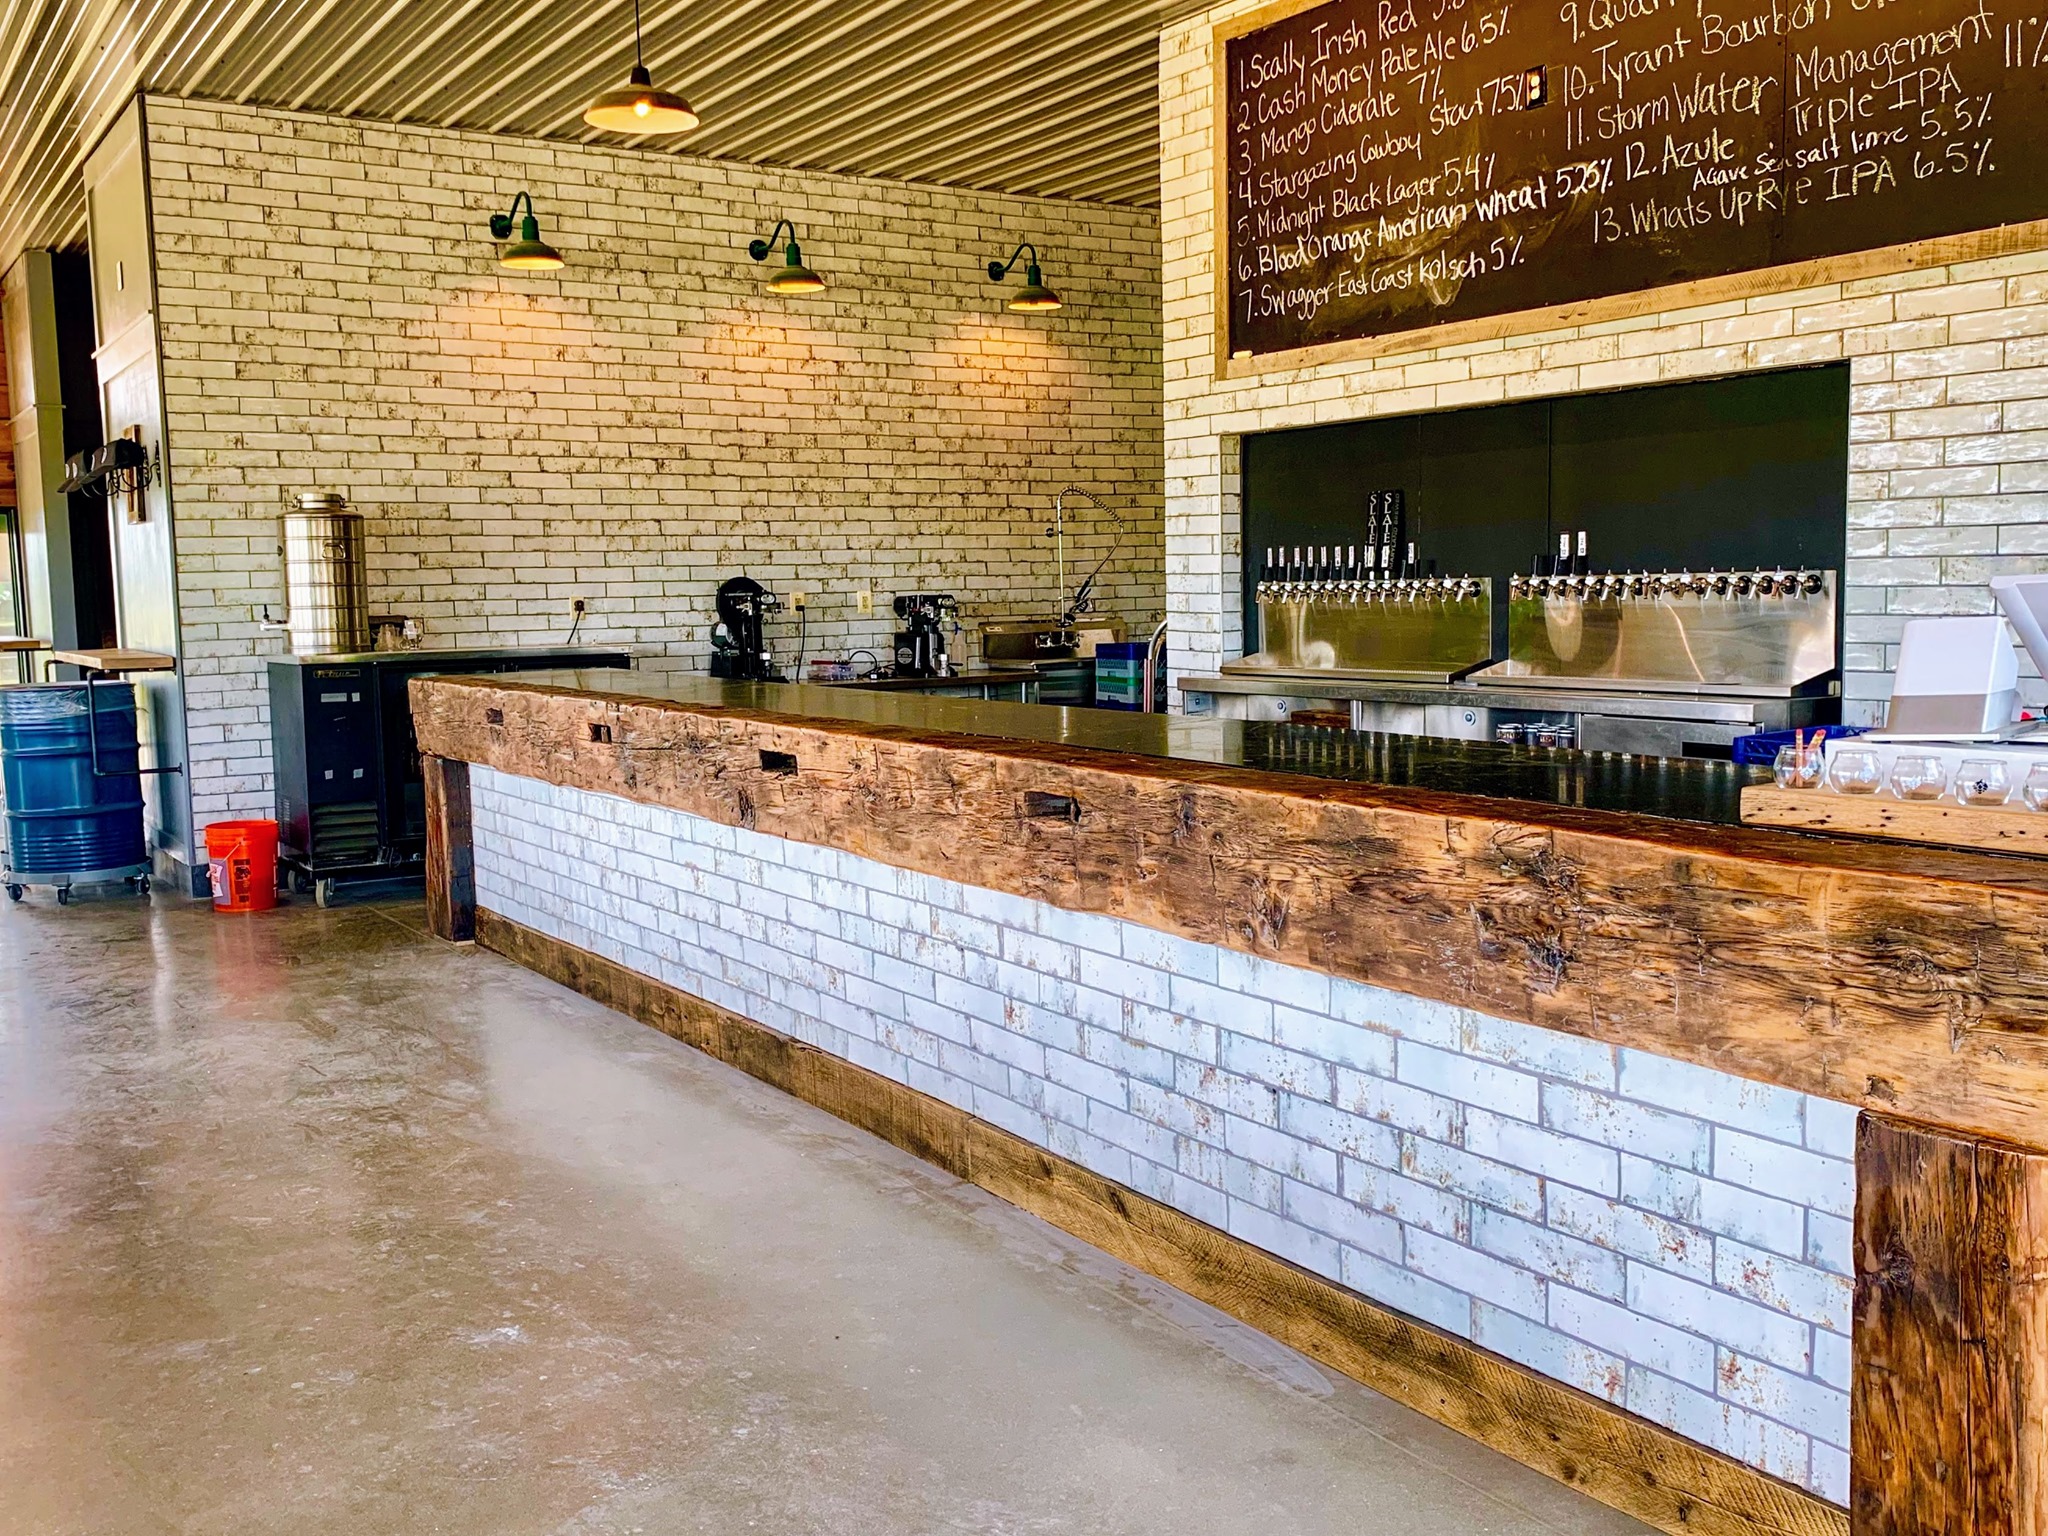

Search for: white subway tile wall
xmin=472 ymin=767 xmax=1856 ymax=1503
xmin=1160 ymin=4 xmax=2048 ymax=720
xmin=140 ymin=97 xmax=1164 ymax=829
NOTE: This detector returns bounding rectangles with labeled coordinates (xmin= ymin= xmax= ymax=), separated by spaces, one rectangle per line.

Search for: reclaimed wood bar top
xmin=412 ymin=669 xmax=2048 ymax=1154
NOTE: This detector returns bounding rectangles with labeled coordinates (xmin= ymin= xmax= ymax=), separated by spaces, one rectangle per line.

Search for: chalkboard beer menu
xmin=1224 ymin=0 xmax=2048 ymax=357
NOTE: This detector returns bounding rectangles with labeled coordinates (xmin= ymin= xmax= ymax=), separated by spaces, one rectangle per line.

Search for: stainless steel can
xmin=281 ymin=493 xmax=370 ymax=656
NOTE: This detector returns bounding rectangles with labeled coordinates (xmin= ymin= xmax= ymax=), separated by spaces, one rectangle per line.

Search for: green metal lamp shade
xmin=1007 ymin=263 xmax=1062 ymax=312
xmin=766 ymin=253 xmax=825 ymax=294
xmin=499 ymin=215 xmax=564 ymax=271
xmin=584 ymin=64 xmax=698 ymax=133
xmin=750 ymin=228 xmax=826 ymax=295
xmin=501 ymin=238 xmax=565 ymax=270
xmin=490 ymin=196 xmax=565 ymax=271
xmin=988 ymin=244 xmax=1062 ymax=312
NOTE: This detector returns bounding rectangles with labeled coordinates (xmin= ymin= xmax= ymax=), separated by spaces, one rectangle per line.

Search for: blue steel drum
xmin=1 ymin=683 xmax=148 ymax=876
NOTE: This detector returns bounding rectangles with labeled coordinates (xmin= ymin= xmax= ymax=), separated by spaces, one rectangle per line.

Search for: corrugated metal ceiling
xmin=0 ymin=0 xmax=1202 ymax=270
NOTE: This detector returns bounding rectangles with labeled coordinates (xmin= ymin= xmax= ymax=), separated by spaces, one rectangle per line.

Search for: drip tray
xmin=1463 ymin=666 xmax=1823 ymax=701
xmin=1218 ymin=663 xmax=1477 ymax=687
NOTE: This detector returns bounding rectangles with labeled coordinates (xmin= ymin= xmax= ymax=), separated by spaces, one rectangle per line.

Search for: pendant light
xmin=584 ymin=0 xmax=699 ymax=134
xmin=989 ymin=242 xmax=1062 ymax=312
xmin=489 ymin=192 xmax=565 ymax=271
xmin=748 ymin=220 xmax=826 ymax=295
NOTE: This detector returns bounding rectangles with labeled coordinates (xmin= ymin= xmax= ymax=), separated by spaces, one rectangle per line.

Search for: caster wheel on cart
xmin=128 ymin=874 xmax=151 ymax=897
xmin=5 ymin=885 xmax=22 ymax=903
xmin=314 ymin=878 xmax=335 ymax=909
xmin=55 ymin=887 xmax=70 ymax=906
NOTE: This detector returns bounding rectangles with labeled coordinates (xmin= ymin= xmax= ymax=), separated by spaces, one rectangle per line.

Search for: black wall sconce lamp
xmin=748 ymin=220 xmax=825 ymax=295
xmin=489 ymin=192 xmax=565 ymax=271
xmin=989 ymin=242 xmax=1062 ymax=312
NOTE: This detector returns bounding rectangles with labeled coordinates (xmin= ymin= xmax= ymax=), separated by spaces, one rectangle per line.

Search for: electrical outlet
xmin=790 ymin=589 xmax=807 ymax=611
xmin=572 ymin=598 xmax=588 ymax=616
xmin=857 ymin=590 xmax=873 ymax=615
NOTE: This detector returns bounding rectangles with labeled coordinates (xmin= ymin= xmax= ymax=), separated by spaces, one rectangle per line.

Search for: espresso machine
xmin=893 ymin=593 xmax=958 ymax=678
xmin=710 ymin=576 xmax=785 ymax=681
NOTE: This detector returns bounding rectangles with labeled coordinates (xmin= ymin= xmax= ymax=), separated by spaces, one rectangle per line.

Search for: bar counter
xmin=438 ymin=667 xmax=1783 ymax=821
xmin=411 ymin=669 xmax=2048 ymax=1536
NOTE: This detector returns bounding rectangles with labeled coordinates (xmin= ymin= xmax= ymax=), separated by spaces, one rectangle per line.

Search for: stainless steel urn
xmin=280 ymin=493 xmax=370 ymax=656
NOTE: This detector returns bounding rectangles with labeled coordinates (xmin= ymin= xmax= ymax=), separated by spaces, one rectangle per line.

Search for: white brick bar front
xmin=471 ymin=766 xmax=1858 ymax=1503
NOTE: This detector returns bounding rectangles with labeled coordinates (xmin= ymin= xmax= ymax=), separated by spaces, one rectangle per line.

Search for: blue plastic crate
xmin=1093 ymin=642 xmax=1148 ymax=710
xmin=1729 ymin=724 xmax=1866 ymax=767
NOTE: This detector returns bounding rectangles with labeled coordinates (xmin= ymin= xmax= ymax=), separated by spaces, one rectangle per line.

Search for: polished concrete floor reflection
xmin=0 ymin=894 xmax=1651 ymax=1535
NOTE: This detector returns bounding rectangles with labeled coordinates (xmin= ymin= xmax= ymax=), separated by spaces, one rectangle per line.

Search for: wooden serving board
xmin=1741 ymin=785 xmax=2048 ymax=857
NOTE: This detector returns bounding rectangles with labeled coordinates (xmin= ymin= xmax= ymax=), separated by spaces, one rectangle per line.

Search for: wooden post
xmin=422 ymin=755 xmax=474 ymax=943
xmin=1854 ymin=1115 xmax=2048 ymax=1535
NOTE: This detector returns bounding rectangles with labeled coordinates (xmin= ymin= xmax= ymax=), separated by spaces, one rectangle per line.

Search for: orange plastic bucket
xmin=205 ymin=819 xmax=280 ymax=912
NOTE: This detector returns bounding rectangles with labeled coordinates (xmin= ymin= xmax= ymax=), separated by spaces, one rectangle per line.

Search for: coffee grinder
xmin=710 ymin=576 xmax=786 ymax=681
xmin=892 ymin=593 xmax=958 ymax=678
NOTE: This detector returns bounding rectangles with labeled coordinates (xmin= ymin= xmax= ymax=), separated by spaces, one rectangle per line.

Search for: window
xmin=0 ymin=507 xmax=21 ymax=636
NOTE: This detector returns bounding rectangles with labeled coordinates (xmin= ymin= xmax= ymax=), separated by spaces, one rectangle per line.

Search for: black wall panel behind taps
xmin=1239 ymin=363 xmax=1851 ymax=660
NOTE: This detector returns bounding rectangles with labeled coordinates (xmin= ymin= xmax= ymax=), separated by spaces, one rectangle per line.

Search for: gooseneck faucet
xmin=1049 ymin=487 xmax=1131 ymax=626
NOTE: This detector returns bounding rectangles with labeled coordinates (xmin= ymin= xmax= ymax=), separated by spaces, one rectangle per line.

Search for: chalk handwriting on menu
xmin=1225 ymin=0 xmax=2043 ymax=356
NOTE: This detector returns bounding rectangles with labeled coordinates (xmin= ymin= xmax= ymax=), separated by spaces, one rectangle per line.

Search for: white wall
xmin=141 ymin=98 xmax=1164 ymax=828
xmin=1160 ymin=3 xmax=2048 ymax=721
xmin=474 ymin=766 xmax=1858 ymax=1503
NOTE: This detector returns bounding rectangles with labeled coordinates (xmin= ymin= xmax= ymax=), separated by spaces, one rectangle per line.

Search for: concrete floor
xmin=0 ymin=892 xmax=1653 ymax=1536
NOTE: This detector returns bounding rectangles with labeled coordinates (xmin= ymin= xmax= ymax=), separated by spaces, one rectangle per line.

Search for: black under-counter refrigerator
xmin=268 ymin=647 xmax=632 ymax=892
